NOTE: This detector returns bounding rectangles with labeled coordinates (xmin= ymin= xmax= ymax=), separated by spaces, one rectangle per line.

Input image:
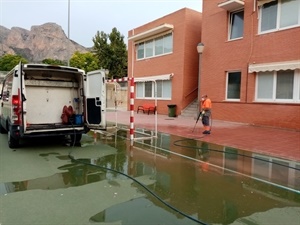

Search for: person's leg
xmin=205 ymin=116 xmax=210 ymax=132
xmin=202 ymin=116 xmax=210 ymax=134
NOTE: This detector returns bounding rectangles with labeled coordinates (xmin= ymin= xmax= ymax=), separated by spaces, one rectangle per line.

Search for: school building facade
xmin=127 ymin=0 xmax=300 ymax=130
xmin=201 ymin=0 xmax=300 ymax=130
xmin=127 ymin=8 xmax=202 ymax=116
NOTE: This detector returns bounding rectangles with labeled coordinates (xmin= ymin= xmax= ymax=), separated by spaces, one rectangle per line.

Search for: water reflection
xmin=1 ymin=128 xmax=299 ymax=225
xmin=96 ymin=128 xmax=300 ymax=224
xmin=1 ymin=165 xmax=105 ymax=194
xmin=89 ymin=197 xmax=198 ymax=225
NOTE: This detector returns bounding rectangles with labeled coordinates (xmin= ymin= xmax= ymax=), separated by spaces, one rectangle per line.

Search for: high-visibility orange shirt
xmin=201 ymin=98 xmax=212 ymax=110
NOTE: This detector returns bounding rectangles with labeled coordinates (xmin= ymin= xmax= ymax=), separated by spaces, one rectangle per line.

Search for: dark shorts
xmin=202 ymin=116 xmax=210 ymax=126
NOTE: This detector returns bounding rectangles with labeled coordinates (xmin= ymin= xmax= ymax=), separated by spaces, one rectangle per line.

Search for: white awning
xmin=248 ymin=60 xmax=300 ymax=73
xmin=134 ymin=73 xmax=173 ymax=83
xmin=218 ymin=0 xmax=244 ymax=11
xmin=128 ymin=24 xmax=174 ymax=42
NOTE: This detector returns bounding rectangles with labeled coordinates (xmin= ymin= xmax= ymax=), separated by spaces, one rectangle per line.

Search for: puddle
xmin=90 ymin=129 xmax=300 ymax=224
xmin=1 ymin=129 xmax=299 ymax=225
xmin=89 ymin=197 xmax=197 ymax=225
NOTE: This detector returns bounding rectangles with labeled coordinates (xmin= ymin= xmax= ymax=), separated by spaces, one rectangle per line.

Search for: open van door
xmin=13 ymin=61 xmax=26 ymax=132
xmin=7 ymin=61 xmax=25 ymax=148
xmin=84 ymin=69 xmax=106 ymax=130
xmin=19 ymin=62 xmax=27 ymax=133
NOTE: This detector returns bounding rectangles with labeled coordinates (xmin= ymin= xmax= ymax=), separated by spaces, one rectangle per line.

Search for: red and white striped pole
xmin=129 ymin=77 xmax=134 ymax=141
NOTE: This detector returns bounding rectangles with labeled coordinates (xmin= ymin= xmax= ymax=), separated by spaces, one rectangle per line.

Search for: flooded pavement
xmin=0 ymin=129 xmax=300 ymax=225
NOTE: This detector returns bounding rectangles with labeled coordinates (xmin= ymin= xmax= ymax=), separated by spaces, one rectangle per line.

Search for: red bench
xmin=137 ymin=103 xmax=156 ymax=115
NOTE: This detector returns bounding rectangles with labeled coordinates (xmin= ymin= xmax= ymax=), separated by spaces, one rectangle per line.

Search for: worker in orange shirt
xmin=200 ymin=94 xmax=212 ymax=134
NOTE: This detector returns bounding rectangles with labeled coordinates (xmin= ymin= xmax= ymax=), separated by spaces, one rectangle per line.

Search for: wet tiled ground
xmin=106 ymin=110 xmax=300 ymax=162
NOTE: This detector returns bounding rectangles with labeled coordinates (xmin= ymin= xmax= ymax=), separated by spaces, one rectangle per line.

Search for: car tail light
xmin=12 ymin=89 xmax=22 ymax=125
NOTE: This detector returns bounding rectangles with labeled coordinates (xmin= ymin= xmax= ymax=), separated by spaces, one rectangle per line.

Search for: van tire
xmin=8 ymin=131 xmax=20 ymax=148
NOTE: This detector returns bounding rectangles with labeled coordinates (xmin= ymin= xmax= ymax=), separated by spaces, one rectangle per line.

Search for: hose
xmin=68 ymin=154 xmax=208 ymax=225
xmin=68 ymin=118 xmax=299 ymax=224
xmin=67 ymin=129 xmax=209 ymax=225
xmin=173 ymin=138 xmax=300 ymax=171
xmin=189 ymin=111 xmax=299 ymax=172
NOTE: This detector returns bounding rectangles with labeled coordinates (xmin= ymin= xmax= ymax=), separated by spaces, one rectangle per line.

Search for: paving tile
xmin=106 ymin=110 xmax=300 ymax=162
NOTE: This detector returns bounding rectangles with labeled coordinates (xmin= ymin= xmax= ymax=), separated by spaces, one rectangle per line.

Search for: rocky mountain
xmin=0 ymin=23 xmax=89 ymax=63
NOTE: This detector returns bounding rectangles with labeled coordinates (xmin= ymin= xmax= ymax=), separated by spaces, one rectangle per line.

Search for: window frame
xmin=136 ymin=80 xmax=172 ymax=100
xmin=259 ymin=0 xmax=300 ymax=34
xmin=1 ymin=75 xmax=13 ymax=102
xmin=255 ymin=69 xmax=300 ymax=103
xmin=229 ymin=9 xmax=244 ymax=40
xmin=136 ymin=32 xmax=173 ymax=60
xmin=226 ymin=71 xmax=241 ymax=101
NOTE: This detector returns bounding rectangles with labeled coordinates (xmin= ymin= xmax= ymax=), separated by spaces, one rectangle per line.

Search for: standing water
xmin=0 ymin=128 xmax=299 ymax=225
xmin=78 ymin=129 xmax=300 ymax=225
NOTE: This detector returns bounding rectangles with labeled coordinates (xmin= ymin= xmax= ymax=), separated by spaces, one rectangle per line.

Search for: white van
xmin=0 ymin=63 xmax=106 ymax=148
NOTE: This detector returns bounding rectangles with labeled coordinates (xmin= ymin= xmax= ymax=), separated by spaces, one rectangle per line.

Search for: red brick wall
xmin=213 ymin=102 xmax=300 ymax=130
xmin=201 ymin=0 xmax=300 ymax=130
xmin=128 ymin=8 xmax=202 ymax=116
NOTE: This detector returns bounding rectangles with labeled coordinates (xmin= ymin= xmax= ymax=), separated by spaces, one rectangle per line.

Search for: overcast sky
xmin=0 ymin=0 xmax=203 ymax=47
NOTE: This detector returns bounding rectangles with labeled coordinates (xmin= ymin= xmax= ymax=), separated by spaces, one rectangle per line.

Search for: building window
xmin=137 ymin=43 xmax=144 ymax=59
xmin=136 ymin=80 xmax=172 ymax=99
xmin=136 ymin=33 xmax=173 ymax=60
xmin=144 ymin=81 xmax=152 ymax=97
xmin=229 ymin=10 xmax=244 ymax=40
xmin=256 ymin=70 xmax=300 ymax=102
xmin=145 ymin=40 xmax=154 ymax=58
xmin=260 ymin=0 xmax=300 ymax=33
xmin=163 ymin=33 xmax=173 ymax=53
xmin=226 ymin=72 xmax=241 ymax=100
xmin=156 ymin=80 xmax=171 ymax=98
xmin=276 ymin=70 xmax=294 ymax=99
xmin=155 ymin=37 xmax=163 ymax=55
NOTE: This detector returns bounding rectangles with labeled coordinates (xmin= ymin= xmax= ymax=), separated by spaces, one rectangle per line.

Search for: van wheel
xmin=70 ymin=134 xmax=82 ymax=146
xmin=8 ymin=131 xmax=20 ymax=148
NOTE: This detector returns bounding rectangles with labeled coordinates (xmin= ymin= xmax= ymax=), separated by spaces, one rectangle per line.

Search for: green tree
xmin=93 ymin=28 xmax=127 ymax=79
xmin=0 ymin=54 xmax=28 ymax=71
xmin=42 ymin=58 xmax=66 ymax=66
xmin=69 ymin=51 xmax=99 ymax=72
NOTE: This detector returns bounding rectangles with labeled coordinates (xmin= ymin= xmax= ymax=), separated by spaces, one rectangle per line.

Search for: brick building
xmin=201 ymin=0 xmax=300 ymax=130
xmin=127 ymin=8 xmax=202 ymax=116
xmin=127 ymin=1 xmax=300 ymax=130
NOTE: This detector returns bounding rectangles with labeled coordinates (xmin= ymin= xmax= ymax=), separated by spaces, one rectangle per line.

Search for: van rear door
xmin=19 ymin=62 xmax=27 ymax=133
xmin=84 ymin=69 xmax=106 ymax=130
xmin=13 ymin=62 xmax=27 ymax=133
